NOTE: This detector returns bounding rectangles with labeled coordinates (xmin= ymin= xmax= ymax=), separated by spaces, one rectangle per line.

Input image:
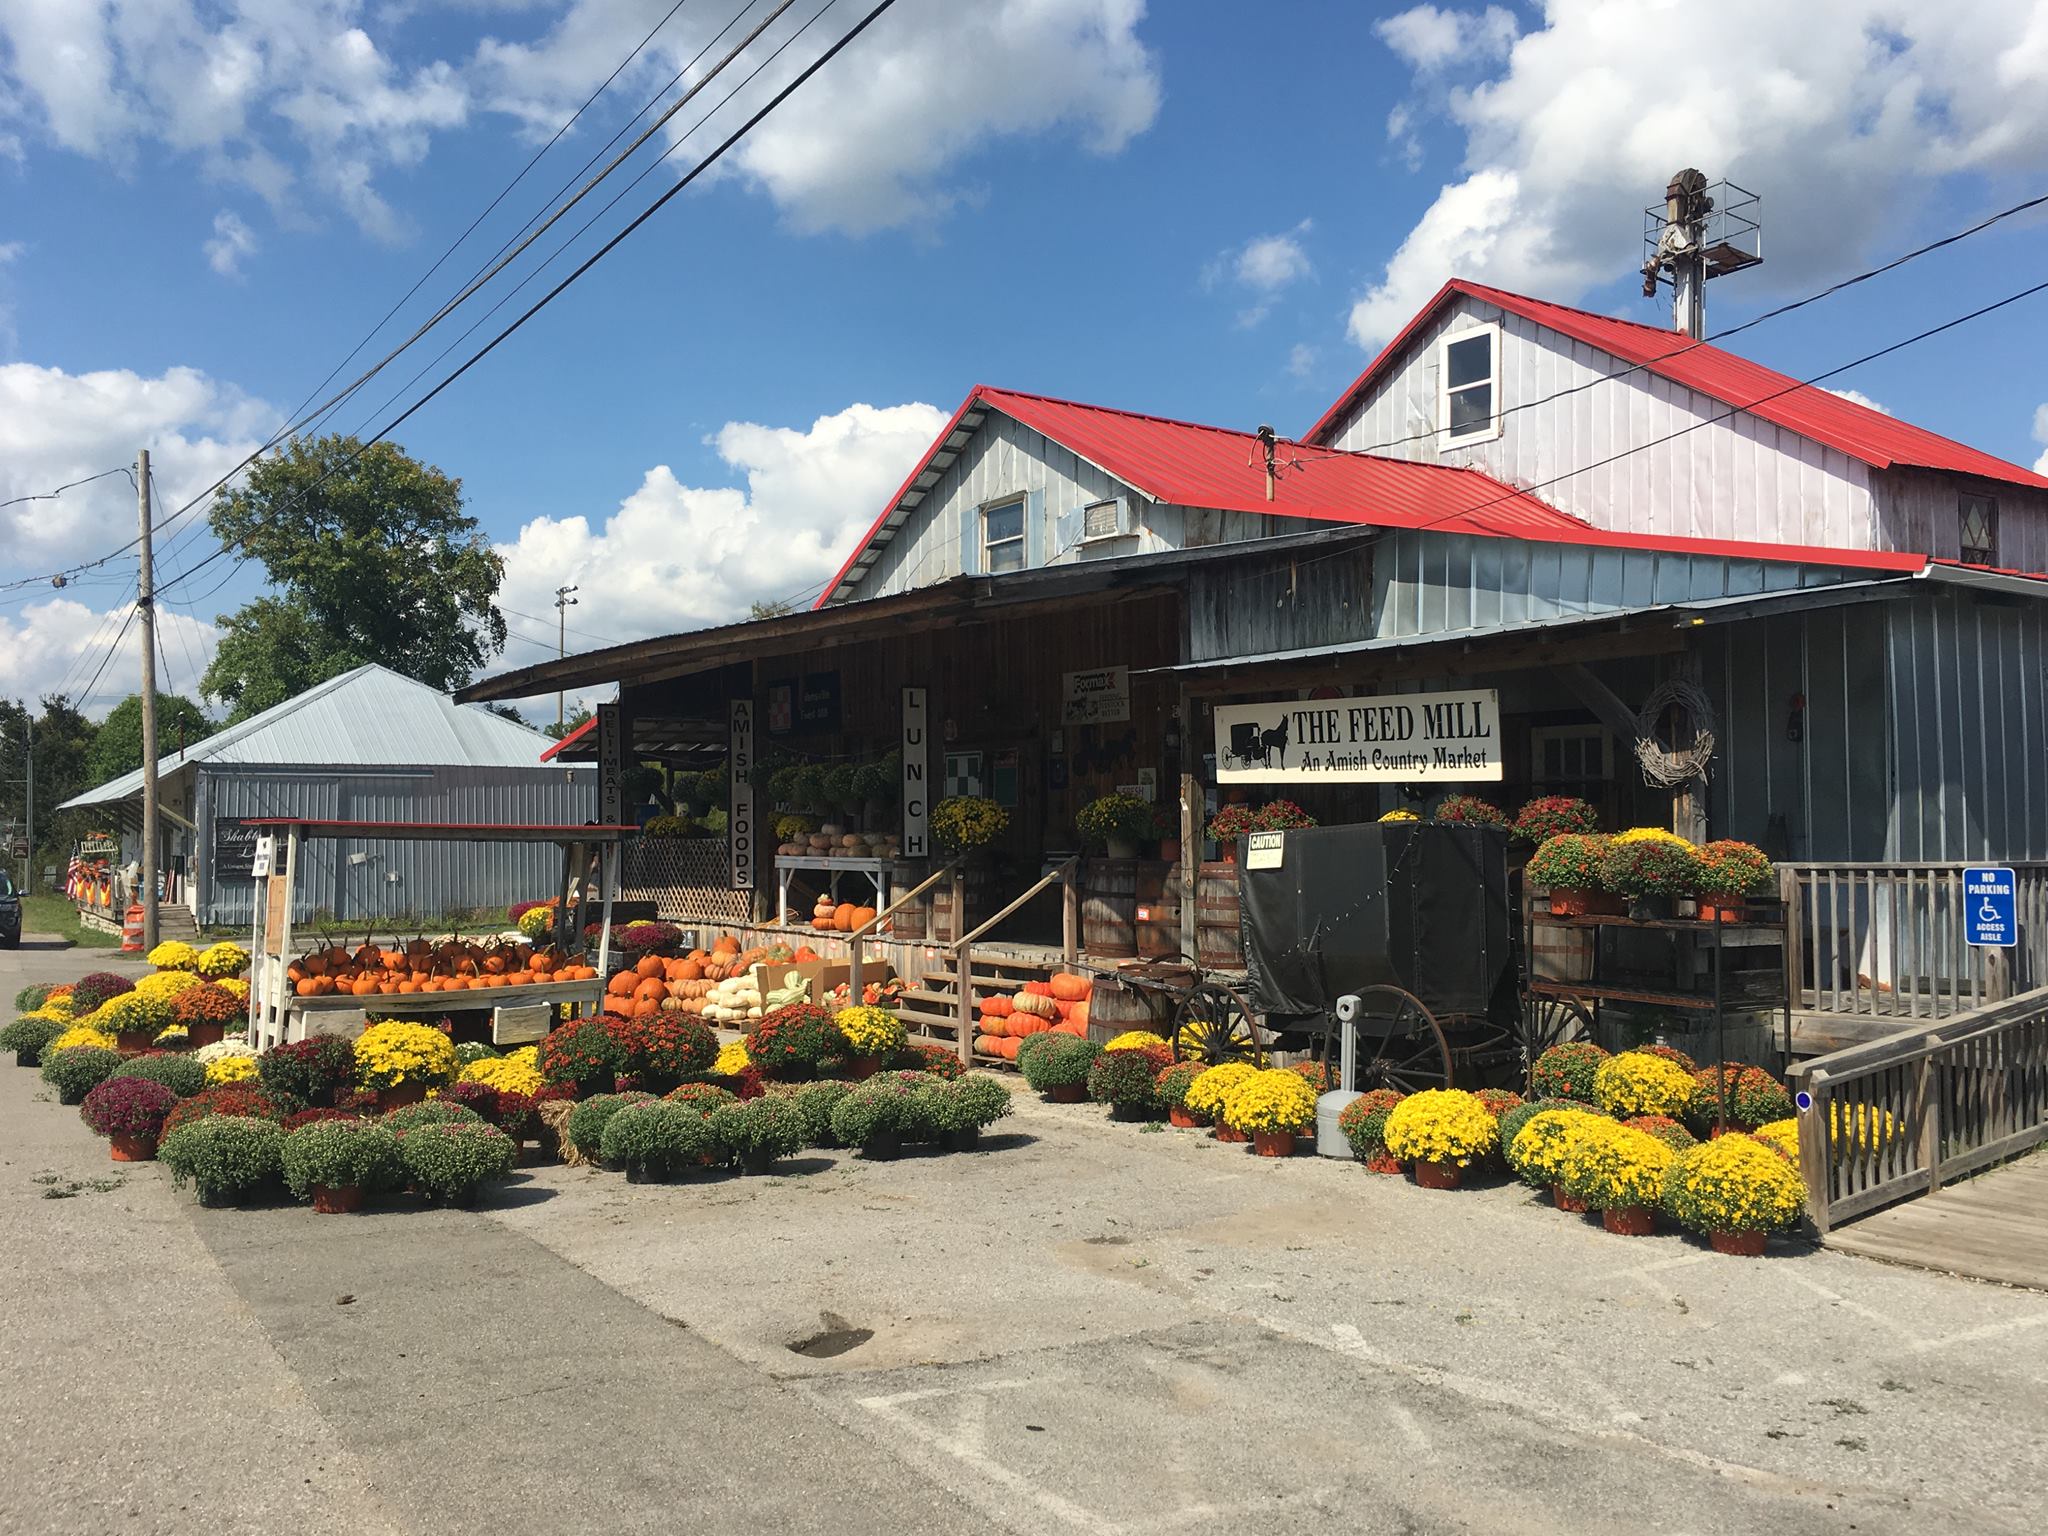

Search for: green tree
xmin=0 ymin=694 xmax=99 ymax=888
xmin=202 ymin=435 xmax=506 ymax=721
xmin=748 ymin=598 xmax=793 ymax=619
xmin=82 ymin=692 xmax=215 ymax=784
xmin=545 ymin=707 xmax=595 ymax=742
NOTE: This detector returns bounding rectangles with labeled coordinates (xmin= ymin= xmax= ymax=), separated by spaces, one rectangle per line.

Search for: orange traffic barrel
xmin=121 ymin=904 xmax=145 ymax=952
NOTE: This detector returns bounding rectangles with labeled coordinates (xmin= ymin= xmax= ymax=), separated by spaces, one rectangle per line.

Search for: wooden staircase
xmin=894 ymin=952 xmax=1063 ymax=1056
xmin=152 ymin=906 xmax=201 ymax=944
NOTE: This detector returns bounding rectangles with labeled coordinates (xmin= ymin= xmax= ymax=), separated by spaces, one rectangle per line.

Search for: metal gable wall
xmin=1318 ymin=294 xmax=1882 ymax=553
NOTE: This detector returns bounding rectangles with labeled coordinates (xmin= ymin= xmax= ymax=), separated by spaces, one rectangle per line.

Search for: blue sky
xmin=4 ymin=0 xmax=2048 ymax=718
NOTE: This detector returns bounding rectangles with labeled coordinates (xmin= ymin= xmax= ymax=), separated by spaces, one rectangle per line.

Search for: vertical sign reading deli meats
xmin=902 ymin=687 xmax=929 ymax=858
xmin=729 ymin=699 xmax=756 ymax=891
xmin=597 ymin=702 xmax=623 ymax=826
xmin=1212 ymin=689 xmax=1503 ymax=783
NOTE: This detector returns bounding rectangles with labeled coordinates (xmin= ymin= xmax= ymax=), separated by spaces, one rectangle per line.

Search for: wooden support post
xmin=1917 ymin=1053 xmax=1943 ymax=1195
xmin=848 ymin=931 xmax=864 ymax=1002
xmin=1795 ymin=1070 xmax=1832 ymax=1236
xmin=955 ymin=942 xmax=974 ymax=1068
xmin=1062 ymin=864 xmax=1079 ymax=965
xmin=1178 ymin=690 xmax=1199 ymax=964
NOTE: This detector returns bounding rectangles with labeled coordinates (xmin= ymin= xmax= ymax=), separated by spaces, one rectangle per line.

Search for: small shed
xmin=61 ymin=664 xmax=594 ymax=926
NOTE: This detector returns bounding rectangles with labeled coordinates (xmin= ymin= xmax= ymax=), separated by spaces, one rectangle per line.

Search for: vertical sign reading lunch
xmin=729 ymin=699 xmax=756 ymax=891
xmin=902 ymin=687 xmax=929 ymax=858
xmin=597 ymin=702 xmax=623 ymax=826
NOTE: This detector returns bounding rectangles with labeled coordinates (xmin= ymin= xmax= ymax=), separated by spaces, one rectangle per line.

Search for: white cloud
xmin=1350 ymin=1 xmax=2048 ymax=347
xmin=494 ymin=400 xmax=948 ymax=647
xmin=1206 ymin=218 xmax=1314 ymax=328
xmin=476 ymin=0 xmax=1162 ymax=236
xmin=0 ymin=240 xmax=21 ymax=264
xmin=0 ymin=596 xmax=220 ymax=717
xmin=203 ymin=210 xmax=258 ymax=277
xmin=2032 ymin=403 xmax=2048 ymax=475
xmin=0 ymin=361 xmax=275 ymax=580
xmin=1825 ymin=386 xmax=1890 ymax=416
xmin=1375 ymin=5 xmax=1517 ymax=73
xmin=1287 ymin=343 xmax=1317 ymax=380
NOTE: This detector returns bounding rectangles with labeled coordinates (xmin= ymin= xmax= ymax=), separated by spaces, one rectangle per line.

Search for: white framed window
xmin=1532 ymin=724 xmax=1614 ymax=782
xmin=1439 ymin=321 xmax=1502 ymax=444
xmin=982 ymin=496 xmax=1026 ymax=573
xmin=1959 ymin=493 xmax=1998 ymax=566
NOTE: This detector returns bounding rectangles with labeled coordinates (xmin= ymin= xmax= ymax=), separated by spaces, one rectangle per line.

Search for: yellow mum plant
xmin=204 ymin=1054 xmax=259 ymax=1086
xmin=1221 ymin=1068 xmax=1319 ymax=1133
xmin=1612 ymin=826 xmax=1695 ymax=850
xmin=1378 ymin=808 xmax=1420 ymax=822
xmin=147 ymin=939 xmax=201 ymax=971
xmin=835 ymin=1004 xmax=907 ymax=1059
xmin=1506 ymin=1107 xmax=1608 ymax=1188
xmin=353 ymin=1021 xmax=457 ymax=1091
xmin=1383 ymin=1089 xmax=1500 ymax=1168
xmin=49 ymin=1024 xmax=118 ymax=1054
xmin=38 ymin=994 xmax=78 ymax=1020
xmin=1557 ymin=1120 xmax=1674 ymax=1209
xmin=1594 ymin=1051 xmax=1696 ymax=1118
xmin=1103 ymin=1030 xmax=1170 ymax=1053
xmin=1665 ymin=1134 xmax=1807 ymax=1234
xmin=134 ymin=970 xmax=202 ymax=1003
xmin=713 ymin=1039 xmax=751 ymax=1076
xmin=196 ymin=941 xmax=251 ymax=979
xmin=1751 ymin=1118 xmax=1799 ymax=1160
xmin=217 ymin=978 xmax=250 ymax=999
xmin=1185 ymin=1062 xmax=1259 ymax=1122
xmin=460 ymin=1049 xmax=546 ymax=1098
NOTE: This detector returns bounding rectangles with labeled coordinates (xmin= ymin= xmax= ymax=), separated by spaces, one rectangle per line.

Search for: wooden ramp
xmin=1824 ymin=1152 xmax=2048 ymax=1291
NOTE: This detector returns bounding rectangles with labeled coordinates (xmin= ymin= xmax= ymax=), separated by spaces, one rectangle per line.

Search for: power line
xmin=159 ymin=0 xmax=899 ymax=601
xmin=74 ymin=601 xmax=139 ymax=708
xmin=0 ymin=465 xmax=132 ymax=513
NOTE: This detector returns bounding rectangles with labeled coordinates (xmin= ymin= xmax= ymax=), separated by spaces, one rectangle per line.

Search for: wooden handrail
xmin=847 ymin=859 xmax=959 ymax=998
xmin=947 ymin=857 xmax=1080 ymax=1065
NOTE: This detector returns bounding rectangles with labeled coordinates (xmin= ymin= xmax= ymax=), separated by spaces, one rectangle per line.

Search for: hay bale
xmin=535 ymin=1098 xmax=585 ymax=1166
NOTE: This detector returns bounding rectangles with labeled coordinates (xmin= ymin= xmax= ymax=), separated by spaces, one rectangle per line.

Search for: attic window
xmin=983 ymin=496 xmax=1026 ymax=573
xmin=1439 ymin=322 xmax=1502 ymax=444
xmin=1959 ymin=493 xmax=1997 ymax=566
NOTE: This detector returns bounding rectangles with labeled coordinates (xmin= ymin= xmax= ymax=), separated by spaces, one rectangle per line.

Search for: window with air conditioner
xmin=1439 ymin=322 xmax=1502 ymax=444
xmin=1079 ymin=497 xmax=1132 ymax=544
xmin=982 ymin=496 xmax=1026 ymax=573
xmin=1959 ymin=493 xmax=1998 ymax=566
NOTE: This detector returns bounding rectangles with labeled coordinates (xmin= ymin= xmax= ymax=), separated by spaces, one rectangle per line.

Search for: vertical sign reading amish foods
xmin=729 ymin=699 xmax=756 ymax=891
xmin=1213 ymin=689 xmax=1502 ymax=783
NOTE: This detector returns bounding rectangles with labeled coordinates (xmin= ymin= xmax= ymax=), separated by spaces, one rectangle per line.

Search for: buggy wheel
xmin=1172 ymin=983 xmax=1264 ymax=1068
xmin=1519 ymin=995 xmax=1594 ymax=1085
xmin=1435 ymin=1012 xmax=1524 ymax=1091
xmin=1342 ymin=985 xmax=1454 ymax=1093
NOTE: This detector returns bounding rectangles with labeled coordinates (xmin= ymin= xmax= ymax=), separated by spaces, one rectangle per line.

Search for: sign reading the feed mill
xmin=1212 ymin=689 xmax=1502 ymax=783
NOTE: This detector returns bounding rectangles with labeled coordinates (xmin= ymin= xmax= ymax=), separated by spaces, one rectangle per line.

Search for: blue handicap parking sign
xmin=1964 ymin=866 xmax=2018 ymax=948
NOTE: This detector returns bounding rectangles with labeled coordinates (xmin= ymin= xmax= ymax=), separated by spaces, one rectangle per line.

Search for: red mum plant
xmin=1637 ymin=1042 xmax=1698 ymax=1074
xmin=894 ymin=1040 xmax=965 ymax=1079
xmin=1473 ymin=1087 xmax=1524 ymax=1120
xmin=615 ymin=921 xmax=685 ymax=956
xmin=1206 ymin=803 xmax=1259 ymax=843
xmin=1289 ymin=1060 xmax=1332 ymax=1092
xmin=81 ymin=1075 xmax=179 ymax=1141
xmin=1433 ymin=794 xmax=1508 ymax=828
xmin=605 ymin=1013 xmax=718 ymax=1087
xmin=1529 ymin=1041 xmax=1610 ymax=1103
xmin=283 ymin=1106 xmax=362 ymax=1132
xmin=161 ymin=1083 xmax=296 ymax=1136
xmin=745 ymin=1003 xmax=842 ymax=1080
xmin=536 ymin=1017 xmax=626 ymax=1095
xmin=70 ymin=971 xmax=136 ymax=1013
xmin=1510 ymin=795 xmax=1598 ymax=844
xmin=1623 ymin=1113 xmax=1698 ymax=1152
xmin=1255 ymin=799 xmax=1317 ymax=831
xmin=665 ymin=1081 xmax=738 ymax=1118
xmin=256 ymin=1035 xmax=357 ymax=1104
xmin=173 ymin=982 xmax=245 ymax=1027
xmin=1688 ymin=1063 xmax=1794 ymax=1131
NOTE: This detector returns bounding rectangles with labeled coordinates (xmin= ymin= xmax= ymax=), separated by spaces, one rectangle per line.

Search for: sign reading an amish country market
xmin=1213 ymin=689 xmax=1502 ymax=783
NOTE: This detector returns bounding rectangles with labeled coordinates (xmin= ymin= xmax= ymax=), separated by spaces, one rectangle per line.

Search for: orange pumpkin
xmin=792 ymin=945 xmax=820 ymax=963
xmin=978 ymin=995 xmax=1012 ymax=1018
xmin=295 ymin=977 xmax=321 ymax=997
xmin=974 ymin=1035 xmax=1005 ymax=1057
xmin=712 ymin=935 xmax=741 ymax=956
xmin=606 ymin=972 xmax=637 ymax=998
xmin=1049 ymin=973 xmax=1091 ymax=1003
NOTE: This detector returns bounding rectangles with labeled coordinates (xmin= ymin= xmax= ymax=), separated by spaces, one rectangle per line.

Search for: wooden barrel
xmin=1196 ymin=861 xmax=1243 ymax=969
xmin=890 ymin=863 xmax=927 ymax=941
xmin=1527 ymin=911 xmax=1593 ymax=983
xmin=1134 ymin=860 xmax=1181 ymax=961
xmin=1082 ymin=860 xmax=1138 ymax=959
xmin=1082 ymin=976 xmax=1167 ymax=1045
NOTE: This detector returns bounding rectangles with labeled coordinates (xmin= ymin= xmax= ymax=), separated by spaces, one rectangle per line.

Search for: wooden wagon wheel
xmin=1171 ymin=982 xmax=1266 ymax=1068
xmin=1434 ymin=1011 xmax=1526 ymax=1090
xmin=1342 ymin=985 xmax=1454 ymax=1093
xmin=1518 ymin=995 xmax=1595 ymax=1087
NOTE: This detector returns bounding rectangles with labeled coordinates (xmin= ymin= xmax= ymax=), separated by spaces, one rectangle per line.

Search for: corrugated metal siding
xmin=1871 ymin=468 xmax=2048 ymax=572
xmin=199 ymin=765 xmax=594 ymax=925
xmin=1320 ymin=295 xmax=1882 ymax=551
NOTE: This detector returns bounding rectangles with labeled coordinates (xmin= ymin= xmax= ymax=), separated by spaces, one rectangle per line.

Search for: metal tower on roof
xmin=1641 ymin=170 xmax=1762 ymax=339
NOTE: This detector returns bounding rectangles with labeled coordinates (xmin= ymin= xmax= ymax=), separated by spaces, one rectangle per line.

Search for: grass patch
xmin=19 ymin=892 xmax=122 ymax=950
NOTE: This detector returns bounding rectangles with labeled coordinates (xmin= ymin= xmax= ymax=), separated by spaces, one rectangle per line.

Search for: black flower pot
xmin=16 ymin=1049 xmax=41 ymax=1070
xmin=741 ymin=1150 xmax=775 ymax=1176
xmin=945 ymin=1127 xmax=981 ymax=1153
xmin=862 ymin=1133 xmax=902 ymax=1161
xmin=1626 ymin=894 xmax=1674 ymax=921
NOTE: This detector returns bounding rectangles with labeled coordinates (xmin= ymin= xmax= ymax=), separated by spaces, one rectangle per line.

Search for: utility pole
xmin=554 ymin=583 xmax=579 ymax=730
xmin=137 ymin=448 xmax=160 ymax=953
xmin=22 ymin=713 xmax=31 ymax=895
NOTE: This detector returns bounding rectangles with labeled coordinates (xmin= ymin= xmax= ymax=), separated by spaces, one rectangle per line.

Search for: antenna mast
xmin=1641 ymin=170 xmax=1761 ymax=338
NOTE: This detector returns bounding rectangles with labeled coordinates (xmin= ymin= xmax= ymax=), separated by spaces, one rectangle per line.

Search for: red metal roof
xmin=816 ymin=385 xmax=1597 ymax=605
xmin=539 ymin=715 xmax=596 ymax=763
xmin=1305 ymin=279 xmax=2048 ymax=491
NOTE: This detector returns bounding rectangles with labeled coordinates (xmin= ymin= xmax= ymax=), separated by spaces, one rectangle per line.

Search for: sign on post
xmin=250 ymin=835 xmax=274 ymax=880
xmin=597 ymin=702 xmax=623 ymax=826
xmin=1965 ymin=866 xmax=2018 ymax=948
xmin=901 ymin=687 xmax=929 ymax=858
xmin=729 ymin=699 xmax=756 ymax=891
xmin=1212 ymin=688 xmax=1502 ymax=783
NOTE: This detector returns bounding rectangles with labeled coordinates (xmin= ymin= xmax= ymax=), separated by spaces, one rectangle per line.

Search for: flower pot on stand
xmin=1696 ymin=897 xmax=1745 ymax=923
xmin=1710 ymin=1228 xmax=1768 ymax=1257
xmin=109 ymin=1132 xmax=157 ymax=1163
xmin=845 ymin=1056 xmax=883 ymax=1082
xmin=311 ymin=1184 xmax=364 ymax=1215
xmin=1105 ymin=836 xmax=1140 ymax=860
xmin=1602 ymin=1204 xmax=1656 ymax=1236
xmin=1625 ymin=894 xmax=1674 ymax=921
xmin=1413 ymin=1159 xmax=1464 ymax=1190
xmin=1158 ymin=838 xmax=1181 ymax=865
xmin=1549 ymin=887 xmax=1596 ymax=918
xmin=1214 ymin=1122 xmax=1249 ymax=1144
xmin=1552 ymin=1184 xmax=1589 ymax=1213
xmin=1045 ymin=1083 xmax=1086 ymax=1104
xmin=1251 ymin=1129 xmax=1296 ymax=1158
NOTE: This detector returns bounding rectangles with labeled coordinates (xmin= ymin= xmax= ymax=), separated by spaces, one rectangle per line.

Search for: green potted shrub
xmin=708 ymin=1095 xmax=807 ymax=1174
xmin=108 ymin=1053 xmax=207 ymax=1098
xmin=566 ymin=1091 xmax=658 ymax=1161
xmin=1017 ymin=1033 xmax=1099 ymax=1103
xmin=1076 ymin=792 xmax=1155 ymax=859
xmin=1086 ymin=1048 xmax=1164 ymax=1120
xmin=1 ymin=1014 xmax=68 ymax=1069
xmin=601 ymin=1099 xmax=716 ymax=1181
xmin=159 ymin=1114 xmax=286 ymax=1206
xmin=1336 ymin=1088 xmax=1407 ymax=1173
xmin=770 ymin=1080 xmax=851 ymax=1147
xmin=828 ymin=1075 xmax=924 ymax=1158
xmin=80 ymin=1076 xmax=180 ymax=1161
xmin=1694 ymin=840 xmax=1776 ymax=922
xmin=40 ymin=1044 xmax=124 ymax=1106
xmin=1155 ymin=1062 xmax=1206 ymax=1128
xmin=1524 ymin=833 xmax=1615 ymax=916
xmin=926 ymin=1075 xmax=1012 ymax=1151
xmin=394 ymin=1121 xmax=516 ymax=1204
xmin=382 ymin=1101 xmax=486 ymax=1133
xmin=280 ymin=1118 xmax=401 ymax=1213
xmin=258 ymin=1036 xmax=359 ymax=1106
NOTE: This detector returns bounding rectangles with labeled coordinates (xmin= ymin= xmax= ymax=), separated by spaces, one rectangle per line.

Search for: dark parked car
xmin=0 ymin=869 xmax=19 ymax=949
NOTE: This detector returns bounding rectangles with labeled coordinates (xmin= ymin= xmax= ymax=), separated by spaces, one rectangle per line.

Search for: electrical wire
xmin=158 ymin=0 xmax=899 ymax=601
xmin=0 ymin=466 xmax=132 ymax=513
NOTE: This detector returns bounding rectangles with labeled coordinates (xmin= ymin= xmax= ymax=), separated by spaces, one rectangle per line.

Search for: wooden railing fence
xmin=846 ymin=859 xmax=959 ymax=1001
xmin=949 ymin=857 xmax=1080 ymax=1064
xmin=1788 ymin=984 xmax=2048 ymax=1233
xmin=1778 ymin=862 xmax=2048 ymax=1019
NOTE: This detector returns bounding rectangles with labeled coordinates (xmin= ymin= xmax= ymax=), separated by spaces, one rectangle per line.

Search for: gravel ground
xmin=5 ymin=933 xmax=2045 ymax=1534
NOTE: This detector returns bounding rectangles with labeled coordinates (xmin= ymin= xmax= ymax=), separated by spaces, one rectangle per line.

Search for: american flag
xmin=63 ymin=854 xmax=85 ymax=900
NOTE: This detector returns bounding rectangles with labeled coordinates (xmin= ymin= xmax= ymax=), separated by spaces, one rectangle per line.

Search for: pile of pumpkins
xmin=973 ymin=974 xmax=1092 ymax=1061
xmin=808 ymin=894 xmax=881 ymax=932
xmin=602 ymin=935 xmax=822 ymax=1020
xmin=775 ymin=823 xmax=902 ymax=863
xmin=287 ymin=938 xmax=598 ymax=998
